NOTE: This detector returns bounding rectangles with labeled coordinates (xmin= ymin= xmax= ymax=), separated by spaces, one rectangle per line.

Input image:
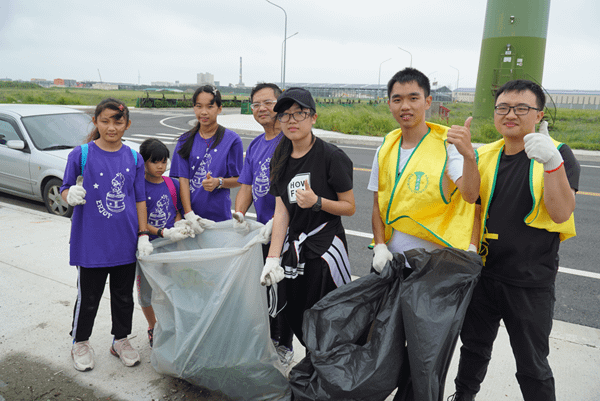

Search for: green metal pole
xmin=473 ymin=0 xmax=551 ymax=119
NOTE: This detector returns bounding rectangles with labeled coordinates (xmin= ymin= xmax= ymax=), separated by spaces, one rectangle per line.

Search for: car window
xmin=0 ymin=118 xmax=22 ymax=145
xmin=21 ymin=113 xmax=94 ymax=150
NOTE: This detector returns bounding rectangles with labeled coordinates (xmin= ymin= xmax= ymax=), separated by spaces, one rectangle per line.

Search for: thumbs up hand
xmin=447 ymin=117 xmax=475 ymax=159
xmin=202 ymin=172 xmax=219 ymax=192
xmin=66 ymin=175 xmax=86 ymax=206
xmin=524 ymin=121 xmax=563 ymax=172
xmin=296 ymin=179 xmax=317 ymax=209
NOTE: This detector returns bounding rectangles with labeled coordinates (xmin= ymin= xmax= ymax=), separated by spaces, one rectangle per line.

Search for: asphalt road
xmin=3 ymin=107 xmax=598 ymax=329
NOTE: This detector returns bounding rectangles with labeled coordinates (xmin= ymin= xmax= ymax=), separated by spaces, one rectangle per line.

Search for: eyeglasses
xmin=494 ymin=104 xmax=541 ymax=115
xmin=277 ymin=111 xmax=311 ymax=123
xmin=250 ymin=100 xmax=277 ymax=110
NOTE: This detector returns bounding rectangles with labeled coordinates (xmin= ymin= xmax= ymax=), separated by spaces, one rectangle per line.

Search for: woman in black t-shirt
xmin=259 ymin=87 xmax=355 ymax=345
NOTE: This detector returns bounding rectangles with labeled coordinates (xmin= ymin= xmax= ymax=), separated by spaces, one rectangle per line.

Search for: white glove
xmin=66 ymin=176 xmax=86 ymax=206
xmin=162 ymin=226 xmax=191 ymax=241
xmin=232 ymin=211 xmax=249 ymax=230
xmin=260 ymin=257 xmax=285 ymax=286
xmin=256 ymin=218 xmax=273 ymax=244
xmin=523 ymin=121 xmax=563 ymax=172
xmin=174 ymin=219 xmax=195 ymax=238
xmin=372 ymin=244 xmax=393 ymax=273
xmin=137 ymin=235 xmax=153 ymax=258
xmin=467 ymin=243 xmax=478 ymax=253
xmin=184 ymin=211 xmax=215 ymax=234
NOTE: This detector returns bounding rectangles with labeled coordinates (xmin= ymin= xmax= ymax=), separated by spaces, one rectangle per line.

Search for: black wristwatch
xmin=312 ymin=196 xmax=322 ymax=212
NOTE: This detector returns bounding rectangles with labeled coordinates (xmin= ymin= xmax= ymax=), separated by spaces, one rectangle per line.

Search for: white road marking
xmin=243 ymin=211 xmax=598 ymax=280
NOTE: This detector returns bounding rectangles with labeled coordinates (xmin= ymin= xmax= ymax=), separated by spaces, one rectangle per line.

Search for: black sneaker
xmin=447 ymin=392 xmax=475 ymax=401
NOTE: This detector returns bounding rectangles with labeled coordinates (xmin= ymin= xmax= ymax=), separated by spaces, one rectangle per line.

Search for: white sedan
xmin=0 ymin=104 xmax=139 ymax=217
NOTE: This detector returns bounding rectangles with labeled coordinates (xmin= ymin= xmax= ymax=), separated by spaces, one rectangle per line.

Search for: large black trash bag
xmin=289 ymin=253 xmax=410 ymax=401
xmin=394 ymin=248 xmax=482 ymax=401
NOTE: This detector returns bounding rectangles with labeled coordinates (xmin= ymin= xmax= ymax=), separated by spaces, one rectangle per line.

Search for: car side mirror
xmin=6 ymin=140 xmax=26 ymax=150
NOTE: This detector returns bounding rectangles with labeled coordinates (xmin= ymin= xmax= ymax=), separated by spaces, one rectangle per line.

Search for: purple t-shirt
xmin=145 ymin=178 xmax=183 ymax=241
xmin=171 ymin=128 xmax=243 ymax=222
xmin=61 ymin=142 xmax=146 ymax=268
xmin=238 ymin=132 xmax=283 ymax=224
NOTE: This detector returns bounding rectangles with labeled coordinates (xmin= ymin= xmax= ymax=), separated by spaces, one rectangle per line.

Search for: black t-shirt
xmin=270 ymin=137 xmax=353 ymax=257
xmin=483 ymin=145 xmax=580 ymax=287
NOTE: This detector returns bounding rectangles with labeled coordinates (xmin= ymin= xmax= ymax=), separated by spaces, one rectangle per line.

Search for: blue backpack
xmin=79 ymin=143 xmax=138 ymax=173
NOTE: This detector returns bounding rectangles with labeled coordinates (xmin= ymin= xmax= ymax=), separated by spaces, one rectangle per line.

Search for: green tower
xmin=473 ymin=0 xmax=551 ymax=119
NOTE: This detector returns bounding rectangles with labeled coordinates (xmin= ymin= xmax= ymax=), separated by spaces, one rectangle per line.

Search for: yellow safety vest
xmin=476 ymin=139 xmax=576 ymax=262
xmin=377 ymin=122 xmax=476 ymax=249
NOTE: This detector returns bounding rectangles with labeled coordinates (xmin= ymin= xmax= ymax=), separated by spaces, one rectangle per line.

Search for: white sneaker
xmin=276 ymin=344 xmax=294 ymax=369
xmin=71 ymin=341 xmax=95 ymax=372
xmin=110 ymin=337 xmax=140 ymax=367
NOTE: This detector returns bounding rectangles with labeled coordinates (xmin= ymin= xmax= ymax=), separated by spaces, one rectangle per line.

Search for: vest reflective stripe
xmin=476 ymin=139 xmax=576 ymax=253
xmin=377 ymin=122 xmax=475 ymax=249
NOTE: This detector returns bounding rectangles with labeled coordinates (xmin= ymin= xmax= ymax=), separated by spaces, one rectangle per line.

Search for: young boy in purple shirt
xmin=137 ymin=138 xmax=191 ymax=346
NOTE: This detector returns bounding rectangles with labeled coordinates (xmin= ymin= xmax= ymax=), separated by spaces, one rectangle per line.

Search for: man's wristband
xmin=137 ymin=231 xmax=151 ymax=237
xmin=157 ymin=228 xmax=164 ymax=238
xmin=545 ymin=161 xmax=564 ymax=174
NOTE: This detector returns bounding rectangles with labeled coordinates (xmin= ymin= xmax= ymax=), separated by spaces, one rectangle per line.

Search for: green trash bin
xmin=240 ymin=102 xmax=252 ymax=115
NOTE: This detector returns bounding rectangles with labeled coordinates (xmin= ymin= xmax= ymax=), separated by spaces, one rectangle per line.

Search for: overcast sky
xmin=1 ymin=0 xmax=598 ymax=91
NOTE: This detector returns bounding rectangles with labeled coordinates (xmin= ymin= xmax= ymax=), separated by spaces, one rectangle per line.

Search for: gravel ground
xmin=0 ymin=353 xmax=233 ymax=401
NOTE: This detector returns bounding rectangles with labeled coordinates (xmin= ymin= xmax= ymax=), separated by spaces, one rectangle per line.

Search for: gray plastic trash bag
xmin=290 ymin=248 xmax=482 ymax=401
xmin=398 ymin=248 xmax=482 ymax=401
xmin=290 ymin=253 xmax=410 ymax=401
xmin=138 ymin=220 xmax=291 ymax=401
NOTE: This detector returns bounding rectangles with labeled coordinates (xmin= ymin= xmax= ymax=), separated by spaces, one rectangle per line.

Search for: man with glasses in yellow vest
xmin=449 ymin=80 xmax=580 ymax=401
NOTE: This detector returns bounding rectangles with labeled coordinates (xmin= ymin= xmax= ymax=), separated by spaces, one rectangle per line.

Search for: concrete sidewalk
xmin=1 ymin=202 xmax=599 ymax=400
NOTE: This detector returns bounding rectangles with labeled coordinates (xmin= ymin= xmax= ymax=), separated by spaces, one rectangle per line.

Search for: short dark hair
xmin=387 ymin=68 xmax=430 ymax=99
xmin=495 ymin=80 xmax=546 ymax=110
xmin=250 ymin=83 xmax=282 ymax=102
xmin=140 ymin=138 xmax=169 ymax=163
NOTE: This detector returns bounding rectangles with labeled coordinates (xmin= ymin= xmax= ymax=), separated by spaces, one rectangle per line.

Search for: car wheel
xmin=43 ymin=178 xmax=73 ymax=217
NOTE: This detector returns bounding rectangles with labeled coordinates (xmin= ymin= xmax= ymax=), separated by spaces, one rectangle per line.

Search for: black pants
xmin=455 ymin=276 xmax=556 ymax=401
xmin=282 ymin=257 xmax=337 ymax=347
xmin=71 ymin=262 xmax=137 ymax=342
xmin=262 ymin=244 xmax=294 ymax=349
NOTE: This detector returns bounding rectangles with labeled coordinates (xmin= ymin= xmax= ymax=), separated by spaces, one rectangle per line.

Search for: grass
xmin=1 ymin=83 xmax=598 ymax=149
xmin=0 ymin=83 xmax=243 ymax=107
xmin=314 ymin=101 xmax=600 ymax=150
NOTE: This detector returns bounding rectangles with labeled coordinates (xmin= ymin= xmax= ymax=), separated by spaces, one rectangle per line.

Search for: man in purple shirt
xmin=234 ymin=83 xmax=294 ymax=370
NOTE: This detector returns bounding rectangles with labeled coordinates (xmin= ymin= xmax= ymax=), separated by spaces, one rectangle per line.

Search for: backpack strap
xmin=80 ymin=143 xmax=89 ymax=174
xmin=81 ymin=143 xmax=137 ymax=173
xmin=163 ymin=176 xmax=178 ymax=207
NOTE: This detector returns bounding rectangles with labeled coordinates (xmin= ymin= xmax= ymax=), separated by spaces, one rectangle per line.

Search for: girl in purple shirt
xmin=170 ymin=86 xmax=243 ymax=227
xmin=61 ymin=98 xmax=150 ymax=372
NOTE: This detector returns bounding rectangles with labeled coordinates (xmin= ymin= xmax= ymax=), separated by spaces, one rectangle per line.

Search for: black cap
xmin=273 ymin=87 xmax=316 ymax=113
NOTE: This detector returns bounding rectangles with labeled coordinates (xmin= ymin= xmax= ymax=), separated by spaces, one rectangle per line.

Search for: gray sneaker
xmin=71 ymin=341 xmax=95 ymax=372
xmin=110 ymin=337 xmax=140 ymax=367
xmin=276 ymin=345 xmax=294 ymax=369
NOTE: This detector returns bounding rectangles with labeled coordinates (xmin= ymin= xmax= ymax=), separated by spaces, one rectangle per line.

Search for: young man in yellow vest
xmin=368 ymin=67 xmax=480 ymax=270
xmin=450 ymin=80 xmax=580 ymax=401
